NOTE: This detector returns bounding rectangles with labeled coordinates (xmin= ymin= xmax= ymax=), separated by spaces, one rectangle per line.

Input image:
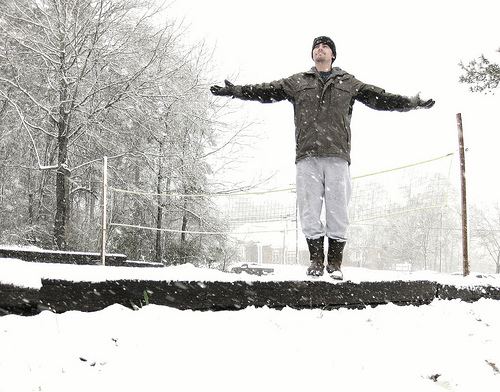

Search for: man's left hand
xmin=411 ymin=94 xmax=435 ymax=109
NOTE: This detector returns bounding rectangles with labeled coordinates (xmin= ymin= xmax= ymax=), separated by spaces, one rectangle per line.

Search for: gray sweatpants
xmin=296 ymin=156 xmax=351 ymax=241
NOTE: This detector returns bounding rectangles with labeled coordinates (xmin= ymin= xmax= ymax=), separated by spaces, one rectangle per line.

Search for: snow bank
xmin=0 ymin=257 xmax=498 ymax=290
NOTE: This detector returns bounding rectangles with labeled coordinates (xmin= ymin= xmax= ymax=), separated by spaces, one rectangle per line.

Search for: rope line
xmin=110 ymin=222 xmax=300 ymax=235
xmin=351 ymin=152 xmax=454 ymax=179
xmin=108 ymin=186 xmax=296 ymax=198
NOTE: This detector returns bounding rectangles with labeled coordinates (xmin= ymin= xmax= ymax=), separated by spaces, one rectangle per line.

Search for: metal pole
xmin=100 ymin=156 xmax=108 ymax=266
xmin=456 ymin=113 xmax=469 ymax=276
xmin=282 ymin=223 xmax=286 ymax=265
xmin=296 ymin=197 xmax=299 ymax=265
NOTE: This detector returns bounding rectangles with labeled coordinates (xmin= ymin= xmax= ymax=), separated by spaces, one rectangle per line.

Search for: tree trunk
xmin=180 ymin=197 xmax=188 ymax=263
xmin=155 ymin=168 xmax=163 ymax=263
xmin=54 ymin=131 xmax=70 ymax=250
xmin=181 ymin=211 xmax=188 ymax=244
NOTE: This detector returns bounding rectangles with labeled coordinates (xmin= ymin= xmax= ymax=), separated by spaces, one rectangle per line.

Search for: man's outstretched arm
xmin=211 ymin=79 xmax=290 ymax=103
xmin=356 ymin=84 xmax=435 ymax=112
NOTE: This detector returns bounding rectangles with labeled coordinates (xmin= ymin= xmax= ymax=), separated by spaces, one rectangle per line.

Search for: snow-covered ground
xmin=1 ymin=256 xmax=497 ymax=289
xmin=1 ymin=257 xmax=500 ymax=391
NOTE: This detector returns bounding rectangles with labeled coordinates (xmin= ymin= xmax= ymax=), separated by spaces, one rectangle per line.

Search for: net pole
xmin=456 ymin=113 xmax=469 ymax=277
xmin=296 ymin=194 xmax=299 ymax=265
xmin=100 ymin=156 xmax=108 ymax=266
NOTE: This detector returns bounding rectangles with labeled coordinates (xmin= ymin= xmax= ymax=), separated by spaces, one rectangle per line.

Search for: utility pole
xmin=456 ymin=113 xmax=469 ymax=276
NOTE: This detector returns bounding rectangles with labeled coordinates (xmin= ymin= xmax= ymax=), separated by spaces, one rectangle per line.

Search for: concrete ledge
xmin=37 ymin=279 xmax=439 ymax=313
xmin=0 ymin=247 xmax=163 ymax=268
xmin=0 ymin=247 xmax=126 ymax=266
xmin=3 ymin=278 xmax=498 ymax=316
xmin=437 ymin=283 xmax=500 ymax=302
xmin=0 ymin=283 xmax=40 ymax=316
xmin=3 ymin=277 xmax=500 ymax=316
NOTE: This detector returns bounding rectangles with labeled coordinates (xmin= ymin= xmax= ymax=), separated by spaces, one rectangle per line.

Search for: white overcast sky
xmin=168 ymin=0 xmax=500 ymax=206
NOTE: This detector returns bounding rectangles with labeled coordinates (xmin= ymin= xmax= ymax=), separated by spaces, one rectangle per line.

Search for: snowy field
xmin=1 ymin=258 xmax=500 ymax=392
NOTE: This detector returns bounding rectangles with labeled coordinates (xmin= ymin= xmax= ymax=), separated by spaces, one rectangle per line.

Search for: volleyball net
xmin=105 ymin=152 xmax=455 ymax=238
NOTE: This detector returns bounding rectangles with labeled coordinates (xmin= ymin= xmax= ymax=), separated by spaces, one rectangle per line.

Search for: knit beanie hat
xmin=311 ymin=36 xmax=336 ymax=63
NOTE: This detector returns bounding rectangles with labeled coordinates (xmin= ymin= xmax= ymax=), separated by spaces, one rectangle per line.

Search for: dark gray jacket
xmin=232 ymin=67 xmax=416 ymax=164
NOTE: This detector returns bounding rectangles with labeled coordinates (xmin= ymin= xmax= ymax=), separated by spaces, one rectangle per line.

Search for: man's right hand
xmin=210 ymin=80 xmax=235 ymax=96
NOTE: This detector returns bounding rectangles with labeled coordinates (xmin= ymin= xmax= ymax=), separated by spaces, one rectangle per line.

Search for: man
xmin=211 ymin=36 xmax=434 ymax=280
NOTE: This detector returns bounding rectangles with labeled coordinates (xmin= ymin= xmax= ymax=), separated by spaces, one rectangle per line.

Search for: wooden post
xmin=100 ymin=156 xmax=108 ymax=266
xmin=456 ymin=113 xmax=469 ymax=276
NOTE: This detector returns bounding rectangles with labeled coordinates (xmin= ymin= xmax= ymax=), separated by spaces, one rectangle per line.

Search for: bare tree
xmin=0 ymin=0 xmax=183 ymax=249
xmin=459 ymin=48 xmax=500 ymax=93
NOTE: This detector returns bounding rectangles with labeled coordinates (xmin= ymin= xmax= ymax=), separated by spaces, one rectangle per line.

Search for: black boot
xmin=326 ymin=238 xmax=345 ymax=280
xmin=306 ymin=237 xmax=325 ymax=277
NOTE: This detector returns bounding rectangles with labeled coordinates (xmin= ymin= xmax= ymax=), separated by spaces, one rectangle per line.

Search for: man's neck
xmin=315 ymin=61 xmax=332 ymax=73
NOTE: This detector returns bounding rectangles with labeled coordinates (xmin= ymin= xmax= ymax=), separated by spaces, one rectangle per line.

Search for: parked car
xmin=231 ymin=263 xmax=274 ymax=276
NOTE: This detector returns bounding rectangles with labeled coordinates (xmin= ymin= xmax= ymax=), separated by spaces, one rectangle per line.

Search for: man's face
xmin=313 ymin=43 xmax=335 ymax=63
